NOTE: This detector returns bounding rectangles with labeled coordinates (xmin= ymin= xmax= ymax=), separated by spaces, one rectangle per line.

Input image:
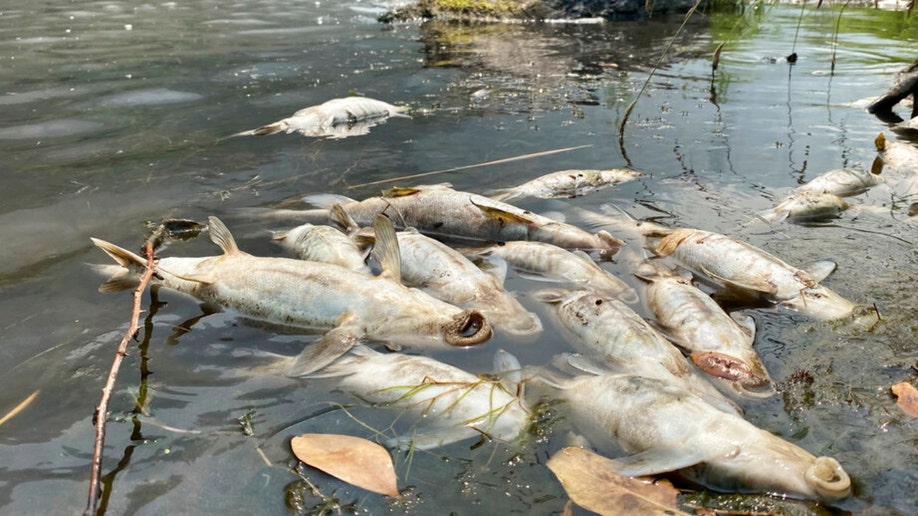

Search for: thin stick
xmin=345 ymin=144 xmax=593 ymax=189
xmin=0 ymin=389 xmax=40 ymax=427
xmin=84 ymin=242 xmax=155 ymax=516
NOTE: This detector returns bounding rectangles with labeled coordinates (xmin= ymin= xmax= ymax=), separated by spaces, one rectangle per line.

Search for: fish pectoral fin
xmin=606 ymin=447 xmax=711 ymax=477
xmin=287 ymin=327 xmax=362 ymax=377
xmin=803 ymin=259 xmax=837 ymax=283
xmin=700 ymin=265 xmax=777 ymax=296
xmin=730 ymin=312 xmax=757 ymax=340
xmin=470 ymin=199 xmax=534 ymax=225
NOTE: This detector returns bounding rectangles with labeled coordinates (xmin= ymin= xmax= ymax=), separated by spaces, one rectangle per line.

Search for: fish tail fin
xmin=88 ymin=263 xmax=142 ymax=293
xmin=371 ymin=214 xmax=402 ymax=283
xmin=207 ymin=216 xmax=241 ymax=255
xmin=91 ymin=237 xmax=146 ymax=269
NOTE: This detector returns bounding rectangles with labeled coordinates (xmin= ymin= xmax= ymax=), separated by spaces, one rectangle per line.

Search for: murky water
xmin=2 ymin=1 xmax=917 ymax=514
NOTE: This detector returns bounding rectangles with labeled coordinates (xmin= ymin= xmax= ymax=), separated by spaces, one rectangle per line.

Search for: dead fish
xmin=232 ymin=96 xmax=410 ymax=139
xmin=272 ymin=213 xmax=370 ymax=274
xmin=91 ymin=215 xmax=491 ymax=376
xmin=535 ymin=288 xmax=741 ymax=415
xmin=876 ymin=132 xmax=918 ymax=175
xmin=633 ymin=261 xmax=774 ymax=398
xmin=294 ymin=184 xmax=624 ymax=255
xmin=487 ymin=168 xmax=644 ymax=201
xmin=534 ymin=371 xmax=851 ymax=502
xmin=792 ymin=168 xmax=885 ymax=198
xmin=305 ymin=345 xmax=529 ymax=450
xmin=757 ymin=191 xmax=850 ymax=223
xmin=466 ymin=240 xmax=638 ymax=303
xmin=358 ymin=226 xmax=543 ymax=337
xmin=653 ymin=228 xmax=836 ymax=303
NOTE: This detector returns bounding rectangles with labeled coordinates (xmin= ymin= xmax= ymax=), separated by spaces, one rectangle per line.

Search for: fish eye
xmin=594 ymin=298 xmax=603 ymax=306
xmin=460 ymin=312 xmax=485 ymax=338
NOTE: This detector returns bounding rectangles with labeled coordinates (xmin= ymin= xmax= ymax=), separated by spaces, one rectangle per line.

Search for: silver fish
xmin=876 ymin=132 xmax=918 ymax=175
xmin=468 ymin=240 xmax=637 ymax=303
xmin=792 ymin=168 xmax=885 ymax=198
xmin=91 ymin=215 xmax=492 ymax=375
xmin=305 ymin=345 xmax=530 ymax=450
xmin=536 ymin=288 xmax=740 ymax=414
xmin=654 ymin=228 xmax=836 ymax=303
xmin=273 ymin=217 xmax=369 ymax=274
xmin=535 ymin=371 xmax=851 ymax=501
xmin=487 ymin=168 xmax=644 ymax=201
xmin=295 ymin=184 xmax=624 ymax=255
xmin=633 ymin=261 xmax=774 ymax=398
xmin=360 ymin=227 xmax=543 ymax=336
xmin=758 ymin=191 xmax=850 ymax=223
xmin=233 ymin=96 xmax=410 ymax=139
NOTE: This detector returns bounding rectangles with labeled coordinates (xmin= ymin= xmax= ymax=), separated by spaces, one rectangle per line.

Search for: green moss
xmin=425 ymin=0 xmax=525 ymax=16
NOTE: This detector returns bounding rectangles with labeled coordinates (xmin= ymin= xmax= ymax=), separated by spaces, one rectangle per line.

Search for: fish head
xmin=442 ymin=309 xmax=492 ymax=347
xmin=781 ymin=285 xmax=857 ymax=321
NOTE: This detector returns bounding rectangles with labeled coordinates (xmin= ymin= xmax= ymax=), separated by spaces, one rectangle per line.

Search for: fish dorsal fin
xmin=371 ymin=214 xmax=402 ymax=283
xmin=271 ymin=229 xmax=290 ymax=242
xmin=329 ymin=203 xmax=360 ymax=234
xmin=381 ymin=186 xmax=422 ymax=198
xmin=470 ymin=199 xmax=534 ymax=225
xmin=208 ymin=216 xmax=243 ymax=255
xmin=803 ymin=259 xmax=837 ymax=283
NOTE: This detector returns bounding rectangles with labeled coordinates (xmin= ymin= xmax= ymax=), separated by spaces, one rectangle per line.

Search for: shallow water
xmin=1 ymin=2 xmax=918 ymax=514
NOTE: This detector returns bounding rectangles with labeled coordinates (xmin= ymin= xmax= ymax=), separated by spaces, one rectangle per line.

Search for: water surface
xmin=1 ymin=2 xmax=917 ymax=514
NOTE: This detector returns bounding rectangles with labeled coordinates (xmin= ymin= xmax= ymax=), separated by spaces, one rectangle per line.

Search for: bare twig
xmin=345 ymin=144 xmax=593 ymax=189
xmin=84 ymin=241 xmax=155 ymax=516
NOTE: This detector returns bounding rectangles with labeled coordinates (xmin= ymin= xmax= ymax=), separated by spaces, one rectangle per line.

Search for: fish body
xmin=236 ymin=96 xmax=410 ymax=139
xmin=383 ymin=228 xmax=542 ymax=336
xmin=273 ymin=223 xmax=370 ymax=274
xmin=759 ymin=192 xmax=850 ymax=223
xmin=306 ymin=346 xmax=529 ymax=450
xmin=304 ymin=184 xmax=623 ymax=254
xmin=488 ymin=168 xmax=644 ymax=201
xmin=470 ymin=240 xmax=637 ymax=303
xmin=876 ymin=132 xmax=918 ymax=175
xmin=654 ymin=229 xmax=822 ymax=302
xmin=539 ymin=373 xmax=851 ymax=501
xmin=536 ymin=288 xmax=739 ymax=414
xmin=92 ymin=216 xmax=491 ymax=375
xmin=793 ymin=168 xmax=885 ymax=197
xmin=634 ymin=261 xmax=774 ymax=397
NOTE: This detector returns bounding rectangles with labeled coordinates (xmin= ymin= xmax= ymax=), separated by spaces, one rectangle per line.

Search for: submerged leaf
xmin=891 ymin=382 xmax=918 ymax=417
xmin=545 ymin=447 xmax=688 ymax=515
xmin=291 ymin=433 xmax=400 ymax=498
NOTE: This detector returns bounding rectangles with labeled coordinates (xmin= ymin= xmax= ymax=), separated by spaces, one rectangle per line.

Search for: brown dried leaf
xmin=891 ymin=382 xmax=918 ymax=417
xmin=291 ymin=433 xmax=400 ymax=498
xmin=546 ymin=447 xmax=689 ymax=516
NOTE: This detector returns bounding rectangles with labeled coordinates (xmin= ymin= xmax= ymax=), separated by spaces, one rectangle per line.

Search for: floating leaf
xmin=291 ymin=433 xmax=400 ymax=498
xmin=546 ymin=447 xmax=689 ymax=515
xmin=891 ymin=382 xmax=918 ymax=417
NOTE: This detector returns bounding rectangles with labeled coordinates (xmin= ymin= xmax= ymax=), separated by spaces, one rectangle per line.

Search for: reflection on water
xmin=2 ymin=1 xmax=918 ymax=514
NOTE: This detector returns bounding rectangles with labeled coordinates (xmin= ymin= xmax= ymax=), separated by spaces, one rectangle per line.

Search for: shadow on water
xmin=2 ymin=2 xmax=918 ymax=514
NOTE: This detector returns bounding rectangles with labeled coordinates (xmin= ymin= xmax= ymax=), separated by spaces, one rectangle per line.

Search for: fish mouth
xmin=805 ymin=457 xmax=851 ymax=501
xmin=444 ymin=310 xmax=492 ymax=347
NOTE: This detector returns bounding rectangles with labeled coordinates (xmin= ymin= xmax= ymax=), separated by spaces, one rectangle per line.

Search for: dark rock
xmin=379 ymin=0 xmax=713 ymax=23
